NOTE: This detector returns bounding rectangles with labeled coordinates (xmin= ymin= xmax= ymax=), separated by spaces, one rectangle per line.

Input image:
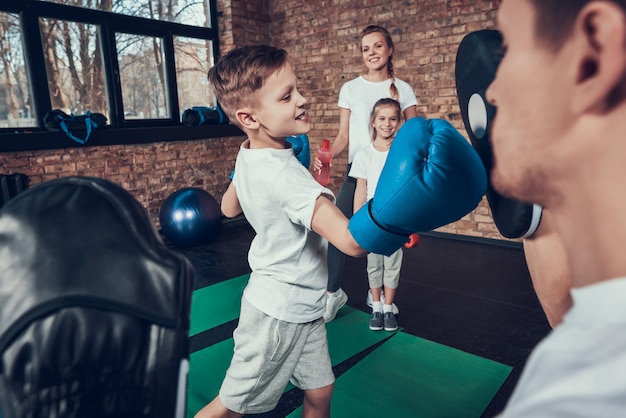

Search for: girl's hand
xmin=314 ymin=155 xmax=332 ymax=171
xmin=313 ymin=155 xmax=323 ymax=171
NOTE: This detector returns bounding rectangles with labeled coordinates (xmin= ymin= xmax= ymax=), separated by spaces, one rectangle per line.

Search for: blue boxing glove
xmin=286 ymin=134 xmax=311 ymax=169
xmin=348 ymin=117 xmax=487 ymax=255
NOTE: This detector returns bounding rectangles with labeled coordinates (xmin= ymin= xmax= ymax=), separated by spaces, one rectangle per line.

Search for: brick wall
xmin=216 ymin=0 xmax=271 ymax=53
xmin=0 ymin=136 xmax=241 ymax=223
xmin=269 ymin=0 xmax=503 ymax=238
xmin=0 ymin=0 xmax=507 ymax=240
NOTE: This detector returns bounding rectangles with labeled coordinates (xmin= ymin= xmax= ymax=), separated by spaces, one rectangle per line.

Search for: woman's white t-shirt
xmin=338 ymin=76 xmax=417 ymax=163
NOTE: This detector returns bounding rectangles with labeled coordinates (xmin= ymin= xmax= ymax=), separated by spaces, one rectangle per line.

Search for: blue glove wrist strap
xmin=349 ymin=201 xmax=409 ymax=256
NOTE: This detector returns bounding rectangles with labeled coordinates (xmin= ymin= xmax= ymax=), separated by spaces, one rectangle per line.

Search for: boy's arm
xmin=353 ymin=178 xmax=367 ymax=214
xmin=311 ymin=195 xmax=366 ymax=257
xmin=221 ymin=182 xmax=242 ymax=218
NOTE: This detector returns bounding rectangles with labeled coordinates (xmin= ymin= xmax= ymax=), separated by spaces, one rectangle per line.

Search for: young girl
xmin=349 ymin=98 xmax=403 ymax=331
xmin=317 ymin=25 xmax=418 ymax=323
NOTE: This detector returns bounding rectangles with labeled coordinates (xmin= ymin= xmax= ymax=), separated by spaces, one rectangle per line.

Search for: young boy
xmin=196 ymin=41 xmax=486 ymax=417
xmin=195 ymin=45 xmax=366 ymax=418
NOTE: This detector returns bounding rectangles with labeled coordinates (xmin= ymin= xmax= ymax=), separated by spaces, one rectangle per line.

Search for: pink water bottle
xmin=315 ymin=139 xmax=332 ymax=186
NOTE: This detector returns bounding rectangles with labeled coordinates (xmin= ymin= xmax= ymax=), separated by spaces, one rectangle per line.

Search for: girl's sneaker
xmin=369 ymin=311 xmax=384 ymax=331
xmin=366 ymin=289 xmax=399 ymax=314
xmin=383 ymin=312 xmax=398 ymax=331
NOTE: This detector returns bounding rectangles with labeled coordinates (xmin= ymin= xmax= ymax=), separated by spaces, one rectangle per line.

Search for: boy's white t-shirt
xmin=232 ymin=139 xmax=335 ymax=323
xmin=338 ymin=76 xmax=417 ymax=163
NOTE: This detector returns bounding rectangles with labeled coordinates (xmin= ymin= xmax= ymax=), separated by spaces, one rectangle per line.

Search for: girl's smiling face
xmin=372 ymin=106 xmax=399 ymax=141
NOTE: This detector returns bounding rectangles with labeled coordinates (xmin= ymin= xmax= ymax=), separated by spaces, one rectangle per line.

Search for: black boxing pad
xmin=455 ymin=29 xmax=542 ymax=239
xmin=0 ymin=177 xmax=194 ymax=418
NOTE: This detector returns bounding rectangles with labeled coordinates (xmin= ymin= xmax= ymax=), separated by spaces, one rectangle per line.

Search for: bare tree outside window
xmin=37 ymin=0 xmax=211 ymax=121
xmin=39 ymin=17 xmax=107 ymax=117
xmin=0 ymin=12 xmax=34 ymax=128
xmin=175 ymin=37 xmax=215 ymax=111
xmin=45 ymin=0 xmax=212 ymax=28
xmin=117 ymin=33 xmax=168 ymax=119
xmin=0 ymin=0 xmax=223 ymax=149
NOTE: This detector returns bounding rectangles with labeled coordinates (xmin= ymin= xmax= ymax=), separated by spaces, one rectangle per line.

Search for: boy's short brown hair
xmin=207 ymin=45 xmax=288 ymax=126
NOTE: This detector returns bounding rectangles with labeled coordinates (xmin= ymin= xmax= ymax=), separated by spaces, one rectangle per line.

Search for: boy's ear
xmin=235 ymin=108 xmax=260 ymax=129
xmin=571 ymin=1 xmax=626 ymax=113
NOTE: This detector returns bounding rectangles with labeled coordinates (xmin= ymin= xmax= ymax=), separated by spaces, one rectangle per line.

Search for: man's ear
xmin=235 ymin=108 xmax=260 ymax=129
xmin=571 ymin=2 xmax=626 ymax=113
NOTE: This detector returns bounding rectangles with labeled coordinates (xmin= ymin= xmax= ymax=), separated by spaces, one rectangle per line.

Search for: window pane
xmin=39 ymin=17 xmax=108 ymax=117
xmin=116 ymin=33 xmax=168 ymax=119
xmin=43 ymin=0 xmax=213 ymax=28
xmin=0 ymin=12 xmax=35 ymax=128
xmin=174 ymin=36 xmax=215 ymax=113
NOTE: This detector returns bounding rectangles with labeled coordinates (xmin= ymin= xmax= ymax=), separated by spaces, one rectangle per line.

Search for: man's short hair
xmin=529 ymin=0 xmax=626 ymax=50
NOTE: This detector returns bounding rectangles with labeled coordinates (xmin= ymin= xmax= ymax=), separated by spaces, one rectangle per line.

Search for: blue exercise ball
xmin=159 ymin=187 xmax=222 ymax=247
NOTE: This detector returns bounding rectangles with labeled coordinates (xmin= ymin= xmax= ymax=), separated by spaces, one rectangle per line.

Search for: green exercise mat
xmin=189 ymin=274 xmax=249 ymax=336
xmin=186 ymin=304 xmax=396 ymax=417
xmin=325 ymin=304 xmax=399 ymax=365
xmin=287 ymin=331 xmax=512 ymax=418
xmin=187 ymin=277 xmax=511 ymax=417
xmin=186 ymin=338 xmax=234 ymax=418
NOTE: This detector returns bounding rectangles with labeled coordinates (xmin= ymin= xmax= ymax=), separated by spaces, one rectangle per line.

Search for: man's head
xmin=207 ymin=45 xmax=309 ymax=142
xmin=486 ymin=0 xmax=626 ymax=207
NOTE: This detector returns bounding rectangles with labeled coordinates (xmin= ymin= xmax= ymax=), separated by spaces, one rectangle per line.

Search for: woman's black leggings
xmin=327 ymin=168 xmax=356 ymax=292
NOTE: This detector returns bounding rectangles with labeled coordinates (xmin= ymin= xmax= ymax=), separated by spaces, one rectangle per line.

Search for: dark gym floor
xmin=174 ymin=218 xmax=552 ymax=418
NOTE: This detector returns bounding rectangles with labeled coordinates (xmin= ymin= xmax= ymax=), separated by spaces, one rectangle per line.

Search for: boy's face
xmin=251 ymin=62 xmax=310 ymax=143
xmin=372 ymin=106 xmax=399 ymax=140
xmin=486 ymin=0 xmax=574 ymax=205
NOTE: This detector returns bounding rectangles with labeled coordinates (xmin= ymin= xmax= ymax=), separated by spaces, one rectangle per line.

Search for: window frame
xmin=0 ymin=0 xmax=242 ymax=152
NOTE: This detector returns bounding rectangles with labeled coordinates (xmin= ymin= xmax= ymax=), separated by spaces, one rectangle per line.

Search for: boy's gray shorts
xmin=219 ymin=297 xmax=335 ymax=414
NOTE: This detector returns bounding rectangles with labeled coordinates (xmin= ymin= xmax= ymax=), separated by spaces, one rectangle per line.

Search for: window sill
xmin=0 ymin=124 xmax=244 ymax=152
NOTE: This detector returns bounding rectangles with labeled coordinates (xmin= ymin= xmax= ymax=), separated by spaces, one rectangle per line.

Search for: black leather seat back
xmin=0 ymin=176 xmax=194 ymax=418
